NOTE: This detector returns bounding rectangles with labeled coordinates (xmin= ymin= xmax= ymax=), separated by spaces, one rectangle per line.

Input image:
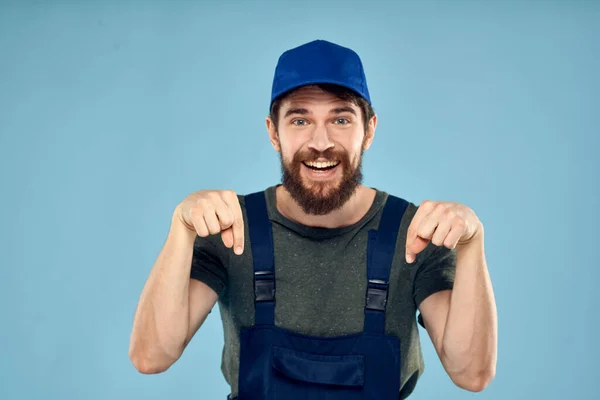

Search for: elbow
xmin=451 ymin=366 xmax=496 ymax=392
xmin=130 ymin=355 xmax=170 ymax=375
xmin=128 ymin=344 xmax=177 ymax=375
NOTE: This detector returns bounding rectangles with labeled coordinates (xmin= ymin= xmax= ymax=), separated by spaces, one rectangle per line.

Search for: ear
xmin=362 ymin=114 xmax=377 ymax=151
xmin=266 ymin=116 xmax=281 ymax=152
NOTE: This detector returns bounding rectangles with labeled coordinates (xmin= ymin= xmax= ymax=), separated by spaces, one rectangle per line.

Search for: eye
xmin=334 ymin=118 xmax=350 ymax=125
xmin=292 ymin=119 xmax=308 ymax=126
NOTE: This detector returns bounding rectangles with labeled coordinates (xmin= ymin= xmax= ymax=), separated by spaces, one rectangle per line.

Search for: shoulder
xmin=237 ymin=186 xmax=280 ymax=222
xmin=236 ymin=186 xmax=275 ymax=207
xmin=376 ymin=190 xmax=419 ymax=227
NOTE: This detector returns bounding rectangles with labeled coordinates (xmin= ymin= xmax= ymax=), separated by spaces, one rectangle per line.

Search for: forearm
xmin=129 ymin=209 xmax=197 ymax=372
xmin=441 ymin=228 xmax=497 ymax=389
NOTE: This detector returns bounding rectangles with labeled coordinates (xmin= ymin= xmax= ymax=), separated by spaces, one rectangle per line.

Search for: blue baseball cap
xmin=270 ymin=40 xmax=371 ymax=108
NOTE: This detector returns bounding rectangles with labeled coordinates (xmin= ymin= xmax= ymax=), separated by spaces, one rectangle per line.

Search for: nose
xmin=307 ymin=123 xmax=334 ymax=153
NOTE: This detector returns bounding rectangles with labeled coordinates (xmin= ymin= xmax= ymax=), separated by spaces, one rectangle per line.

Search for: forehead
xmin=279 ymin=85 xmax=358 ymax=111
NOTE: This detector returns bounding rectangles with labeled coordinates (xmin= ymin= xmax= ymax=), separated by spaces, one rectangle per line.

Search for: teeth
xmin=305 ymin=160 xmax=339 ymax=169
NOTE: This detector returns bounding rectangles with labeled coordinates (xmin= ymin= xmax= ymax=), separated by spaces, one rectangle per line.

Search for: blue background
xmin=1 ymin=1 xmax=598 ymax=399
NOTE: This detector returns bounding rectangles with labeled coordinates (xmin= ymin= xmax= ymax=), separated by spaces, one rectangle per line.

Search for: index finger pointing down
xmin=227 ymin=195 xmax=244 ymax=255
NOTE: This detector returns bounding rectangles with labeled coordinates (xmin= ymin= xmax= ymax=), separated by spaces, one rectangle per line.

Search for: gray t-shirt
xmin=191 ymin=185 xmax=456 ymax=399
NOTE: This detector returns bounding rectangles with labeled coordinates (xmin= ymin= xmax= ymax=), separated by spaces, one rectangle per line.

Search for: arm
xmin=419 ymin=227 xmax=497 ymax=391
xmin=128 ymin=190 xmax=243 ymax=374
xmin=128 ymin=211 xmax=218 ymax=374
xmin=406 ymin=201 xmax=497 ymax=391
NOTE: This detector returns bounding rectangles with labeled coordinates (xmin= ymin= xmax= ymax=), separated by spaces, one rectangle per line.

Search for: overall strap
xmin=245 ymin=191 xmax=276 ymax=326
xmin=364 ymin=195 xmax=408 ymax=334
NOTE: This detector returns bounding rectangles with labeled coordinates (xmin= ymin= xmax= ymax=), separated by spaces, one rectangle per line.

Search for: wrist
xmin=456 ymin=222 xmax=484 ymax=251
xmin=170 ymin=205 xmax=197 ymax=243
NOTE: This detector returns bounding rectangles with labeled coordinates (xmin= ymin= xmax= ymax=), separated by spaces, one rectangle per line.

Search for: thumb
xmin=406 ymin=236 xmax=429 ymax=263
xmin=221 ymin=228 xmax=234 ymax=249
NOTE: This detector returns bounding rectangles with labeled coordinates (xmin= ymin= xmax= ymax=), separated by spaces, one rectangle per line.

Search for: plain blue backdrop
xmin=1 ymin=1 xmax=598 ymax=399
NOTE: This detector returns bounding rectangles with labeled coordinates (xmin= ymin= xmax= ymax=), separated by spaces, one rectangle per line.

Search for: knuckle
xmin=195 ymin=196 xmax=208 ymax=207
xmin=421 ymin=200 xmax=435 ymax=209
xmin=202 ymin=191 xmax=219 ymax=204
xmin=444 ymin=208 xmax=456 ymax=219
xmin=208 ymin=191 xmax=221 ymax=202
xmin=198 ymin=198 xmax=214 ymax=212
xmin=220 ymin=214 xmax=234 ymax=227
xmin=435 ymin=203 xmax=446 ymax=213
xmin=222 ymin=190 xmax=237 ymax=200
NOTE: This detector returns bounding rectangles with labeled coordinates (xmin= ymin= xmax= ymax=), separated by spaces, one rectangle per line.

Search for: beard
xmin=279 ymin=145 xmax=364 ymax=216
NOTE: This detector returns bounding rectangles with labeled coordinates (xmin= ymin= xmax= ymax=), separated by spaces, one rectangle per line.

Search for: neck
xmin=275 ymin=184 xmax=376 ymax=229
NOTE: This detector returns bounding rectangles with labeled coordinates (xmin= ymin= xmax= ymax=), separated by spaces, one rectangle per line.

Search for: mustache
xmin=294 ymin=149 xmax=346 ymax=162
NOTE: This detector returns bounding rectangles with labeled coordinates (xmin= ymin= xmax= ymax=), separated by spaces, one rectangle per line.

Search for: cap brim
xmin=270 ymin=78 xmax=370 ymax=107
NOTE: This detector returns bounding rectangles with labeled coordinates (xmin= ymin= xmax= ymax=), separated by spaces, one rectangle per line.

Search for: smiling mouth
xmin=302 ymin=160 xmax=341 ymax=171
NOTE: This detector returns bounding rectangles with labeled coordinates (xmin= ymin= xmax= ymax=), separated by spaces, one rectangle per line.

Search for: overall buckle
xmin=254 ymin=271 xmax=275 ymax=302
xmin=366 ymin=279 xmax=388 ymax=311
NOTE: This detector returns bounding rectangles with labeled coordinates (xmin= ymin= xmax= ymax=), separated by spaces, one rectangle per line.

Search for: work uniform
xmin=191 ymin=186 xmax=456 ymax=399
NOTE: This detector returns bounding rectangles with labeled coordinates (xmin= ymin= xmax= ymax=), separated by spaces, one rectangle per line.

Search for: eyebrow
xmin=283 ymin=106 xmax=357 ymax=118
xmin=283 ymin=108 xmax=309 ymax=118
xmin=331 ymin=106 xmax=357 ymax=116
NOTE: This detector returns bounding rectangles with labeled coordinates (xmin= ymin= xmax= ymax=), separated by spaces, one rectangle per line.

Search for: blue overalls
xmin=228 ymin=191 xmax=408 ymax=400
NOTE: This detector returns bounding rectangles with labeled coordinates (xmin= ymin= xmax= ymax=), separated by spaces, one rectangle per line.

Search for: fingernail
xmin=235 ymin=246 xmax=243 ymax=255
xmin=406 ymin=254 xmax=414 ymax=263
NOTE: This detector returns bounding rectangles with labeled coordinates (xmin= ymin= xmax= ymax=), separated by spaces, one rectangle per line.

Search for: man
xmin=129 ymin=40 xmax=497 ymax=399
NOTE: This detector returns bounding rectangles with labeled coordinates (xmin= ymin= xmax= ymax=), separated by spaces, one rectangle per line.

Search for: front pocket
xmin=270 ymin=346 xmax=365 ymax=388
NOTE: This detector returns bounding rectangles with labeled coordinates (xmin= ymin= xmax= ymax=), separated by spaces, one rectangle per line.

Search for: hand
xmin=405 ymin=200 xmax=481 ymax=263
xmin=175 ymin=190 xmax=244 ymax=255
